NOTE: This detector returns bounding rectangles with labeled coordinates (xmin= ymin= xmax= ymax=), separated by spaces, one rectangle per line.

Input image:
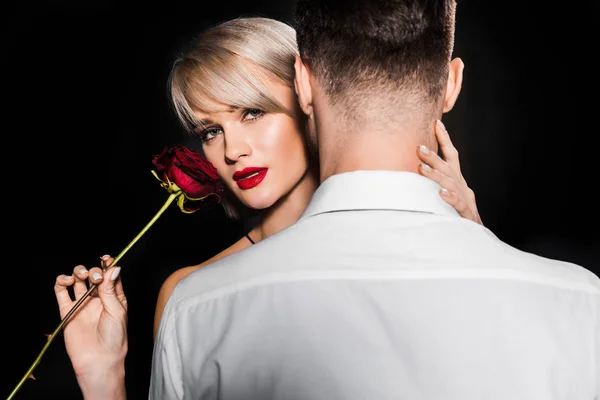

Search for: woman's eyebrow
xmin=193 ymin=107 xmax=240 ymax=130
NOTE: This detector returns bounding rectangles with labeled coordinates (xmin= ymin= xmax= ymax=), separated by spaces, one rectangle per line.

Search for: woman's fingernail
xmin=419 ymin=145 xmax=430 ymax=154
xmin=441 ymin=188 xmax=450 ymax=196
xmin=78 ymin=267 xmax=88 ymax=275
xmin=65 ymin=275 xmax=74 ymax=280
xmin=437 ymin=119 xmax=446 ymax=131
xmin=101 ymin=254 xmax=111 ymax=260
xmin=111 ymin=267 xmax=121 ymax=281
xmin=92 ymin=272 xmax=103 ymax=280
xmin=421 ymin=163 xmax=432 ymax=172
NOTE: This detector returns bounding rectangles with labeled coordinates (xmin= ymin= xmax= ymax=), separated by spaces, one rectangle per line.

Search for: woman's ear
xmin=294 ymin=55 xmax=314 ymax=117
xmin=442 ymin=57 xmax=464 ymax=113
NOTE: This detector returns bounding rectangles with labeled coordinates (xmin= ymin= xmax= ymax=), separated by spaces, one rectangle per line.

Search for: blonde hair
xmin=168 ymin=17 xmax=300 ymax=219
xmin=169 ymin=17 xmax=299 ymax=132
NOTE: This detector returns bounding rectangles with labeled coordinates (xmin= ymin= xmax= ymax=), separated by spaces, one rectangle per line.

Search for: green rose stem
xmin=7 ymin=187 xmax=182 ymax=400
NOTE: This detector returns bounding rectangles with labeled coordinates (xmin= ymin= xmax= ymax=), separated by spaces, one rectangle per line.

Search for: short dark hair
xmin=294 ymin=0 xmax=456 ymax=116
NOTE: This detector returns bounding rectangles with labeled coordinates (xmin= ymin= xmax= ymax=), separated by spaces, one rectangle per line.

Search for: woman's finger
xmin=418 ymin=144 xmax=456 ymax=179
xmin=435 ymin=120 xmax=461 ymax=173
xmin=439 ymin=188 xmax=469 ymax=214
xmin=440 ymin=188 xmax=482 ymax=224
xmin=439 ymin=188 xmax=481 ymax=224
xmin=87 ymin=267 xmax=105 ymax=285
xmin=97 ymin=255 xmax=127 ymax=311
xmin=72 ymin=265 xmax=90 ymax=299
xmin=54 ymin=274 xmax=75 ymax=318
xmin=86 ymin=266 xmax=105 ymax=298
xmin=101 ymin=254 xmax=115 ymax=270
xmin=112 ymin=267 xmax=128 ymax=311
xmin=419 ymin=163 xmax=457 ymax=193
xmin=96 ymin=266 xmax=127 ymax=317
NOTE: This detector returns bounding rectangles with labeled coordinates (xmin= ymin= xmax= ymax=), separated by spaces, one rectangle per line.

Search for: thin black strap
xmin=245 ymin=233 xmax=255 ymax=245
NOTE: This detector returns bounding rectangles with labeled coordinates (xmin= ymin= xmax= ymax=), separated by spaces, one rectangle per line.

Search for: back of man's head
xmin=294 ymin=0 xmax=457 ymax=134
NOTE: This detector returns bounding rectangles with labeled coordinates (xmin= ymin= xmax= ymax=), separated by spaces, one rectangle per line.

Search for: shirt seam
xmin=172 ymin=268 xmax=600 ymax=311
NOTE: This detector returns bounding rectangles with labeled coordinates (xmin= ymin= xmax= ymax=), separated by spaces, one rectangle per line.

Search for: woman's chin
xmin=240 ymin=194 xmax=278 ymax=211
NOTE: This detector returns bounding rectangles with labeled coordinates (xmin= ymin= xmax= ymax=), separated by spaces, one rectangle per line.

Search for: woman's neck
xmin=251 ymin=165 xmax=319 ymax=243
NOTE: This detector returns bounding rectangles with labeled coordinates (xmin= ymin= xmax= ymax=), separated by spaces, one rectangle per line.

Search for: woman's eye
xmin=200 ymin=127 xmax=223 ymax=142
xmin=243 ymin=109 xmax=264 ymax=121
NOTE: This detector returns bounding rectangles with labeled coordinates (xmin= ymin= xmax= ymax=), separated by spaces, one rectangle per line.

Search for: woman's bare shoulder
xmin=153 ymin=234 xmax=253 ymax=339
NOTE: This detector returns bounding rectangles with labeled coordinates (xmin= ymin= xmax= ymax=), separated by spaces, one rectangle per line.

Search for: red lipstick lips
xmin=233 ymin=167 xmax=268 ymax=190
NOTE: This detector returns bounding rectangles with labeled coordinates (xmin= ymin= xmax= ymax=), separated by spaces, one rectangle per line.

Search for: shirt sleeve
xmin=149 ymin=304 xmax=184 ymax=399
xmin=596 ymin=296 xmax=600 ymax=399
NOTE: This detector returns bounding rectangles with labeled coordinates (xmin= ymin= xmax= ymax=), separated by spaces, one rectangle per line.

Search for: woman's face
xmin=192 ymin=76 xmax=310 ymax=210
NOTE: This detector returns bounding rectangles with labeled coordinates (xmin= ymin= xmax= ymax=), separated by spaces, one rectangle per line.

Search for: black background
xmin=2 ymin=1 xmax=598 ymax=399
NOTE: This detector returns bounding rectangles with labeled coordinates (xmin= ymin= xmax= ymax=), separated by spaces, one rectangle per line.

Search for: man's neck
xmin=311 ymin=95 xmax=437 ymax=182
xmin=318 ymin=131 xmax=431 ymax=182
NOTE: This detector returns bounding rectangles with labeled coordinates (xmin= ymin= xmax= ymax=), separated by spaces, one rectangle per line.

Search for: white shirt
xmin=150 ymin=171 xmax=600 ymax=400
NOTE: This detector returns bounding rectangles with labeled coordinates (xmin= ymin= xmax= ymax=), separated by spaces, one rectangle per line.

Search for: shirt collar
xmin=300 ymin=170 xmax=461 ymax=220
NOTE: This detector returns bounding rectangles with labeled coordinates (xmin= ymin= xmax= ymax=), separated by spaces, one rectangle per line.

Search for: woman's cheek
xmin=203 ymin=151 xmax=223 ymax=177
xmin=215 ymin=169 xmax=229 ymax=185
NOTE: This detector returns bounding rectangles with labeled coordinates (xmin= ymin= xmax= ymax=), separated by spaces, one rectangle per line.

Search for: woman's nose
xmin=223 ymin=128 xmax=252 ymax=163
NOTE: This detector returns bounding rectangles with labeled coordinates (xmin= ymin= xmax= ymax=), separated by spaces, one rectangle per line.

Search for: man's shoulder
xmin=490 ymin=236 xmax=600 ymax=295
xmin=426 ymin=218 xmax=599 ymax=294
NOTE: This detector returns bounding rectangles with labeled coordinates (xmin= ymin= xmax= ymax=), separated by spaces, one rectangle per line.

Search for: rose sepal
xmin=151 ymin=169 xmax=221 ymax=214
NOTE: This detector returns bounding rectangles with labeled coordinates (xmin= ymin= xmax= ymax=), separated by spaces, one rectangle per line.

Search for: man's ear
xmin=442 ymin=57 xmax=464 ymax=113
xmin=294 ymin=55 xmax=313 ymax=117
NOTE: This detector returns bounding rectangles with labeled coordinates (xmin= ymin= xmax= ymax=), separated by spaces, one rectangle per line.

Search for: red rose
xmin=152 ymin=146 xmax=221 ymax=212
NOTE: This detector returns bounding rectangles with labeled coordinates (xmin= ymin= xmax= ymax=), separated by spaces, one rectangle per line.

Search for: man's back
xmin=151 ymin=171 xmax=600 ymax=399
